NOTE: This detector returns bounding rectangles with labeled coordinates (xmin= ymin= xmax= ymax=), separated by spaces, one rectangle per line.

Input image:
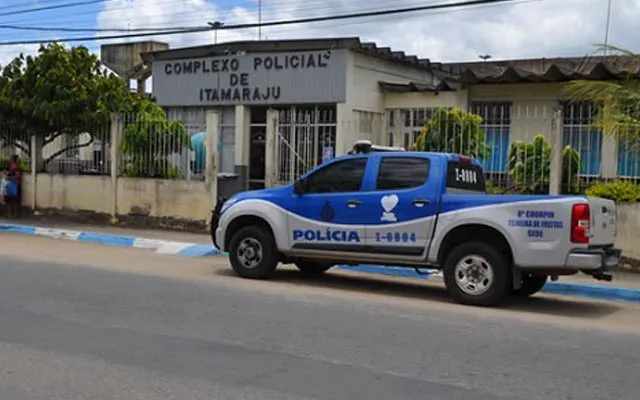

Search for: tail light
xmin=571 ymin=203 xmax=590 ymax=244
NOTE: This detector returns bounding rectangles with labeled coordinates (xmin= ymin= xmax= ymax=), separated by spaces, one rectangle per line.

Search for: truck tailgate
xmin=588 ymin=197 xmax=617 ymax=246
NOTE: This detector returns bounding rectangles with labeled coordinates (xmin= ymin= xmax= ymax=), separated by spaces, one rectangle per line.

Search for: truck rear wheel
xmin=228 ymin=225 xmax=278 ymax=280
xmin=513 ymin=273 xmax=547 ymax=297
xmin=295 ymin=261 xmax=333 ymax=276
xmin=443 ymin=242 xmax=510 ymax=307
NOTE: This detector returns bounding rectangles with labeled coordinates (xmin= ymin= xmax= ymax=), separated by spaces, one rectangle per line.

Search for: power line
xmin=0 ymin=0 xmax=425 ymax=33
xmin=0 ymin=0 xmax=526 ymax=45
xmin=0 ymin=0 xmax=408 ymax=28
xmin=0 ymin=0 xmax=110 ymax=18
xmin=0 ymin=23 xmax=204 ymax=33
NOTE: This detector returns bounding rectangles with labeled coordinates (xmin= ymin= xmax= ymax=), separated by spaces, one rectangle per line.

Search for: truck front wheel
xmin=443 ymin=242 xmax=511 ymax=307
xmin=229 ymin=225 xmax=278 ymax=279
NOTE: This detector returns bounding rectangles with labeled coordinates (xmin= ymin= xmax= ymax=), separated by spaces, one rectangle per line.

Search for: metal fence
xmin=275 ymin=107 xmax=337 ymax=186
xmin=369 ymin=102 xmax=640 ymax=195
xmin=0 ymin=121 xmax=111 ymax=175
xmin=120 ymin=113 xmax=197 ymax=180
xmin=0 ymin=122 xmax=31 ymax=172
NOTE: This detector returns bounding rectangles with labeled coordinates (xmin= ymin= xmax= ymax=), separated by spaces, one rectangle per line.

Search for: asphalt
xmin=1 ymin=234 xmax=640 ymax=400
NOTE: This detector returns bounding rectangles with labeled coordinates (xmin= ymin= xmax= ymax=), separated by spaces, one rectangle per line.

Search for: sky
xmin=0 ymin=0 xmax=639 ymax=70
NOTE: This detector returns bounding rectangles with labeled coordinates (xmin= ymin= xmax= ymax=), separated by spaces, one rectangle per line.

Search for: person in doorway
xmin=6 ymin=154 xmax=22 ymax=219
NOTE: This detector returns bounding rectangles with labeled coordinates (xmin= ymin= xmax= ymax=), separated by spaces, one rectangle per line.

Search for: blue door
xmin=283 ymin=157 xmax=371 ymax=253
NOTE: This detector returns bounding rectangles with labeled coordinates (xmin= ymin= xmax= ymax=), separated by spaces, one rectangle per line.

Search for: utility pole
xmin=603 ymin=0 xmax=613 ymax=61
xmin=258 ymin=0 xmax=262 ymax=40
xmin=208 ymin=21 xmax=224 ymax=44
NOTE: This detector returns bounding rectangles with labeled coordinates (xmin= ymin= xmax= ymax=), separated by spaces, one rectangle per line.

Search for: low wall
xmin=615 ymin=203 xmax=640 ymax=259
xmin=35 ymin=174 xmax=113 ymax=214
xmin=21 ymin=173 xmax=213 ymax=231
xmin=116 ymin=177 xmax=211 ymax=221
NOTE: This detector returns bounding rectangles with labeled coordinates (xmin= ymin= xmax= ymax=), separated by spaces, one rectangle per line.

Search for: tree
xmin=563 ymin=44 xmax=640 ymax=149
xmin=0 ymin=43 xmax=153 ymax=167
xmin=506 ymin=134 xmax=581 ymax=194
xmin=120 ymin=102 xmax=191 ymax=179
xmin=412 ymin=107 xmax=491 ymax=159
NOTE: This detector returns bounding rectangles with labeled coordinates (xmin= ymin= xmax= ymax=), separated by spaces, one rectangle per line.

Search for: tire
xmin=443 ymin=242 xmax=511 ymax=307
xmin=513 ymin=273 xmax=547 ymax=297
xmin=295 ymin=261 xmax=333 ymax=276
xmin=228 ymin=225 xmax=278 ymax=279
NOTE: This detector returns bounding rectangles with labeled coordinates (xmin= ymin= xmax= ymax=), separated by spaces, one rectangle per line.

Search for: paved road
xmin=1 ymin=234 xmax=640 ymax=400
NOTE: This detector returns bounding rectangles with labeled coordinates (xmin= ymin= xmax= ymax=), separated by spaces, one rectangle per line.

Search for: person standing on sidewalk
xmin=5 ymin=154 xmax=22 ymax=219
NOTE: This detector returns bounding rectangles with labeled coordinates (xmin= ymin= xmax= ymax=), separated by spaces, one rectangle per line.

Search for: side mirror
xmin=293 ymin=179 xmax=306 ymax=195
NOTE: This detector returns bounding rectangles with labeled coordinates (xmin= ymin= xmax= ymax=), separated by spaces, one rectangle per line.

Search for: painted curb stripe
xmin=2 ymin=222 xmax=639 ymax=303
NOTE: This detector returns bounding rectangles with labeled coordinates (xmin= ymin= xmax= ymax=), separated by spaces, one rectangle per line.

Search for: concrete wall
xmin=116 ymin=178 xmax=210 ymax=221
xmin=35 ymin=174 xmax=113 ymax=214
xmin=336 ymin=51 xmax=437 ymax=154
xmin=384 ymin=91 xmax=468 ymax=110
xmin=24 ymin=173 xmax=212 ymax=224
xmin=346 ymin=52 xmax=435 ymax=113
xmin=615 ymin=203 xmax=640 ymax=259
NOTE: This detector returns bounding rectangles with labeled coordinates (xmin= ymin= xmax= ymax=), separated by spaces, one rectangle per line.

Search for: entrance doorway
xmin=249 ymin=105 xmax=337 ymax=189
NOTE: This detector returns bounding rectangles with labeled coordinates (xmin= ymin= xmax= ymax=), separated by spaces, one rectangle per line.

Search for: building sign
xmin=152 ymin=50 xmax=348 ymax=106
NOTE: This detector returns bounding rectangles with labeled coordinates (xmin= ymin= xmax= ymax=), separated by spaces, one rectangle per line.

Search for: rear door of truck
xmin=363 ymin=153 xmax=442 ymax=257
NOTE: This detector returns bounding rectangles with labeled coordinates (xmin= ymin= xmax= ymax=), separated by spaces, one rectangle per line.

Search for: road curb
xmin=3 ymin=222 xmax=639 ymax=304
xmin=339 ymin=265 xmax=640 ymax=303
xmin=0 ymin=222 xmax=225 ymax=257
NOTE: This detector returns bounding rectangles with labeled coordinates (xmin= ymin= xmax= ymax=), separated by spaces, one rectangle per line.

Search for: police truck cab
xmin=211 ymin=141 xmax=621 ymax=306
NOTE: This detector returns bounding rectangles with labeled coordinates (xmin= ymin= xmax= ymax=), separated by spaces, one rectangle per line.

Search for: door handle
xmin=412 ymin=198 xmax=429 ymax=207
xmin=347 ymin=199 xmax=362 ymax=208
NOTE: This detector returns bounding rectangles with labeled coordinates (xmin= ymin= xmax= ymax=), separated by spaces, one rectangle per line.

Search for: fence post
xmin=29 ymin=135 xmax=38 ymax=211
xmin=109 ymin=115 xmax=124 ymax=222
xmin=264 ymin=108 xmax=279 ymax=188
xmin=205 ymin=109 xmax=220 ymax=208
xmin=549 ymin=107 xmax=563 ymax=195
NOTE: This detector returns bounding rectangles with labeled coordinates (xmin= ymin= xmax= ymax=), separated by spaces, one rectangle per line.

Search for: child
xmin=5 ymin=155 xmax=21 ymax=219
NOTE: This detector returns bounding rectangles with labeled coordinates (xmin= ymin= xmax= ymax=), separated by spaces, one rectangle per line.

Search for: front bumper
xmin=210 ymin=197 xmax=227 ymax=249
xmin=564 ymin=246 xmax=622 ymax=271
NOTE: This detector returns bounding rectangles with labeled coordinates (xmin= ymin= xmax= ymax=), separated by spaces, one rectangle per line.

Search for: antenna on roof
xmin=479 ymin=54 xmax=492 ymax=62
xmin=603 ymin=0 xmax=614 ymax=62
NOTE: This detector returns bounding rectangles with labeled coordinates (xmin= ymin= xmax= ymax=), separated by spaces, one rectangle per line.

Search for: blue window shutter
xmin=617 ymin=140 xmax=640 ymax=177
xmin=563 ymin=127 xmax=602 ymax=175
xmin=480 ymin=128 xmax=509 ymax=172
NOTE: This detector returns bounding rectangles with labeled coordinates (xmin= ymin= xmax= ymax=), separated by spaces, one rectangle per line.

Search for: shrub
xmin=507 ymin=134 xmax=581 ymax=194
xmin=585 ymin=180 xmax=640 ymax=202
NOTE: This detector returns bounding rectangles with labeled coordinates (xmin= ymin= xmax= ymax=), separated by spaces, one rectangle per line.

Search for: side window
xmin=306 ymin=158 xmax=367 ymax=194
xmin=376 ymin=157 xmax=430 ymax=190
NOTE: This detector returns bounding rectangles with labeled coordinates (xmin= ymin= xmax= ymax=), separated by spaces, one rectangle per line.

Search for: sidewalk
xmin=0 ymin=217 xmax=210 ymax=244
xmin=1 ymin=217 xmax=639 ymax=303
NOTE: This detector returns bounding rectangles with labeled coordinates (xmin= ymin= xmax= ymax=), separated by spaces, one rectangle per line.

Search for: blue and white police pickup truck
xmin=211 ymin=141 xmax=621 ymax=306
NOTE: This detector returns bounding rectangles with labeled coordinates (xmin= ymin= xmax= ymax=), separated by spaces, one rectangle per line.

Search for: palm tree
xmin=563 ymin=44 xmax=640 ymax=148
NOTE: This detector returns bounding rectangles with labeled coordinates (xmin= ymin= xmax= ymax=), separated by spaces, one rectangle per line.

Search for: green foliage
xmin=412 ymin=108 xmax=491 ymax=159
xmin=585 ymin=180 xmax=640 ymax=202
xmin=485 ymin=180 xmax=503 ymax=194
xmin=0 ymin=43 xmax=159 ymax=165
xmin=0 ymin=156 xmax=30 ymax=172
xmin=507 ymin=134 xmax=581 ymax=194
xmin=120 ymin=104 xmax=190 ymax=179
xmin=563 ymin=44 xmax=640 ymax=149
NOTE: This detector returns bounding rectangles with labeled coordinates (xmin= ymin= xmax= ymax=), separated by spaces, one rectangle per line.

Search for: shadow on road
xmin=215 ymin=267 xmax=622 ymax=319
